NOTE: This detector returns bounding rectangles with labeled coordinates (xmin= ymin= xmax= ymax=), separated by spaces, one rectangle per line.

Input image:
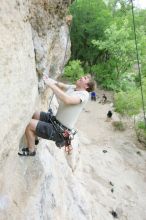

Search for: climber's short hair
xmin=86 ymin=74 xmax=96 ymax=92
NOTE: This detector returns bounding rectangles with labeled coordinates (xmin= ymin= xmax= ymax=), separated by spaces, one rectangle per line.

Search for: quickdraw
xmin=63 ymin=130 xmax=73 ymax=154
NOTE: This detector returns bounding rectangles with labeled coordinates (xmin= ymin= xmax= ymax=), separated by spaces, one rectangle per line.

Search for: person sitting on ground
xmin=18 ymin=74 xmax=95 ymax=156
xmin=102 ymin=94 xmax=107 ymax=104
xmin=91 ymin=91 xmax=96 ymax=101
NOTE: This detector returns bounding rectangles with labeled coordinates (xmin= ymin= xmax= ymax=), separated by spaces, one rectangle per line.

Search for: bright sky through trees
xmin=134 ymin=0 xmax=146 ymax=9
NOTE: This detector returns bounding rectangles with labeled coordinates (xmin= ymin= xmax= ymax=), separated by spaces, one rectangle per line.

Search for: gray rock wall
xmin=0 ymin=1 xmax=80 ymax=219
xmin=0 ymin=0 xmax=37 ymax=157
xmin=29 ymin=0 xmax=71 ymax=78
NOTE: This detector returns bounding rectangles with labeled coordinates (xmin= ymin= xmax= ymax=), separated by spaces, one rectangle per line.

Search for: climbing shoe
xmin=21 ymin=139 xmax=39 ymax=152
xmin=18 ymin=150 xmax=36 ymax=156
xmin=22 ymin=147 xmax=29 ymax=152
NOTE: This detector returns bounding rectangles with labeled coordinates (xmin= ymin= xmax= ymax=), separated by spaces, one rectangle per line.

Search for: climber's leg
xmin=18 ymin=119 xmax=38 ymax=156
xmin=32 ymin=111 xmax=41 ymax=120
xmin=32 ymin=111 xmax=41 ymax=144
xmin=32 ymin=111 xmax=52 ymax=143
xmin=18 ymin=115 xmax=57 ymax=156
xmin=25 ymin=119 xmax=38 ymax=151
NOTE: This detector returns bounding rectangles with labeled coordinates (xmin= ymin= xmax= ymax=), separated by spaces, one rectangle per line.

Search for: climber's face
xmin=76 ymin=75 xmax=91 ymax=90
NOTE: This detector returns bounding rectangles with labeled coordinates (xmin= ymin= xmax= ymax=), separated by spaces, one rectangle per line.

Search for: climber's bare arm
xmin=55 ymin=81 xmax=74 ymax=90
xmin=43 ymin=77 xmax=80 ymax=105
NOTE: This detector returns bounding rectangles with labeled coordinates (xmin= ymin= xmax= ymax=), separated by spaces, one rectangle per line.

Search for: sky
xmin=134 ymin=0 xmax=146 ymax=9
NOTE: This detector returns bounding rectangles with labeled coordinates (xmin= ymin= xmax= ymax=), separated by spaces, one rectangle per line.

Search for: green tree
xmin=64 ymin=60 xmax=84 ymax=82
xmin=68 ymin=0 xmax=146 ymax=92
xmin=114 ymin=89 xmax=142 ymax=116
xmin=69 ymin=0 xmax=112 ymax=66
xmin=92 ymin=19 xmax=136 ymax=88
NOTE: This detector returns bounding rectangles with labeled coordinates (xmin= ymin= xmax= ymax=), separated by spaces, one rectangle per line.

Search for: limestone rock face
xmin=0 ymin=0 xmax=38 ymax=157
xmin=0 ymin=1 xmax=80 ymax=219
xmin=29 ymin=0 xmax=71 ymax=79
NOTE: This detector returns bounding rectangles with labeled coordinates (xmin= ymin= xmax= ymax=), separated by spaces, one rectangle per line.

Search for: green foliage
xmin=135 ymin=120 xmax=146 ymax=145
xmin=91 ymin=63 xmax=117 ymax=90
xmin=143 ymin=78 xmax=146 ymax=94
xmin=137 ymin=27 xmax=146 ymax=78
xmin=137 ymin=121 xmax=146 ymax=131
xmin=114 ymin=77 xmax=146 ymax=117
xmin=119 ymin=72 xmax=137 ymax=91
xmin=64 ymin=60 xmax=84 ymax=82
xmin=91 ymin=64 xmax=136 ymax=91
xmin=114 ymin=89 xmax=142 ymax=116
xmin=142 ymin=78 xmax=146 ymax=108
xmin=92 ymin=19 xmax=135 ymax=80
xmin=69 ymin=0 xmax=112 ymax=65
xmin=68 ymin=0 xmax=146 ymax=118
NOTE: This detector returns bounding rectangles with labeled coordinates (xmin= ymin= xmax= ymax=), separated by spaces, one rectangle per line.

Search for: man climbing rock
xmin=18 ymin=75 xmax=95 ymax=156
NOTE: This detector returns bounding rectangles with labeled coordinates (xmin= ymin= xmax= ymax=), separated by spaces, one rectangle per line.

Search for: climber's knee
xmin=32 ymin=111 xmax=40 ymax=120
xmin=27 ymin=119 xmax=39 ymax=132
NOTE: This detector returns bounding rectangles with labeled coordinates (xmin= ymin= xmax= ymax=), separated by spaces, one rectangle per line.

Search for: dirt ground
xmin=76 ymin=89 xmax=138 ymax=147
xmin=75 ymin=89 xmax=146 ymax=220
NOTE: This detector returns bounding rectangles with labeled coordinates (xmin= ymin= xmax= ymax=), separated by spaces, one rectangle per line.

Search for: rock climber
xmin=18 ymin=74 xmax=95 ymax=156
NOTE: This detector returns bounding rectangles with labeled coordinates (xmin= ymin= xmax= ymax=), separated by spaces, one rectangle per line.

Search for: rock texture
xmin=0 ymin=1 xmax=77 ymax=219
xmin=76 ymin=99 xmax=146 ymax=220
xmin=1 ymin=1 xmax=146 ymax=220
xmin=29 ymin=0 xmax=71 ymax=78
xmin=0 ymin=0 xmax=37 ymax=157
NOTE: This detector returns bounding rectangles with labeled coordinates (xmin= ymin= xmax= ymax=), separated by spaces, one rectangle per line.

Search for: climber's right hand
xmin=43 ymin=76 xmax=57 ymax=86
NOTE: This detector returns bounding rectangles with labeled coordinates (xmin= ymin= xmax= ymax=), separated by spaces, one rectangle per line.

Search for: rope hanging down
xmin=130 ymin=0 xmax=146 ymax=127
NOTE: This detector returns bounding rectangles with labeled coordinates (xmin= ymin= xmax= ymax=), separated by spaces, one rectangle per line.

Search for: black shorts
xmin=35 ymin=112 xmax=58 ymax=141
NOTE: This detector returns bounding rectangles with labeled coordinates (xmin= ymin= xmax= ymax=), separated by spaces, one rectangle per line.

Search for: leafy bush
xmin=91 ymin=63 xmax=117 ymax=90
xmin=64 ymin=60 xmax=84 ymax=82
xmin=137 ymin=121 xmax=146 ymax=131
xmin=135 ymin=120 xmax=146 ymax=146
xmin=119 ymin=72 xmax=136 ymax=91
xmin=114 ymin=89 xmax=142 ymax=116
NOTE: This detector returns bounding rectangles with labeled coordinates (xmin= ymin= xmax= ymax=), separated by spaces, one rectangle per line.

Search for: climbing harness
xmin=48 ymin=109 xmax=77 ymax=153
xmin=130 ymin=0 xmax=146 ymax=128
